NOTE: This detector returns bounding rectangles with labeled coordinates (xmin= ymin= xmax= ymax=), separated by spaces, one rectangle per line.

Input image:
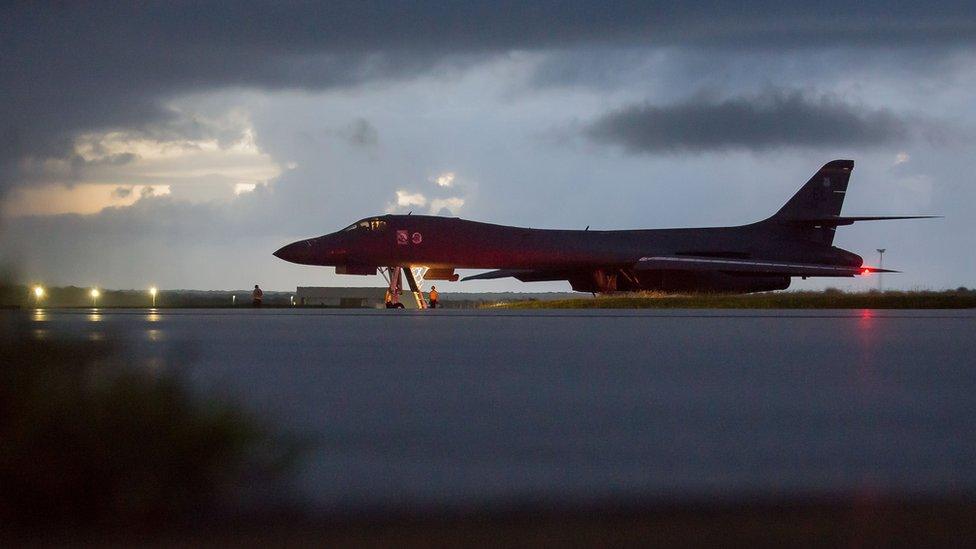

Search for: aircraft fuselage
xmin=274 ymin=160 xmax=928 ymax=294
xmin=273 ymin=215 xmax=862 ymax=293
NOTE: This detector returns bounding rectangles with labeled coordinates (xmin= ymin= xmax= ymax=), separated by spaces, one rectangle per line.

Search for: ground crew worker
xmin=428 ymin=286 xmax=439 ymax=309
xmin=252 ymin=284 xmax=263 ymax=307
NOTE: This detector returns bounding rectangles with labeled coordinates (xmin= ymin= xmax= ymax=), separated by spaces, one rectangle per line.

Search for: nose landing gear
xmin=380 ymin=266 xmax=429 ymax=309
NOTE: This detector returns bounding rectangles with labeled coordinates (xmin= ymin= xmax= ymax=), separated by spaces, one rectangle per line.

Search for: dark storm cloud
xmin=586 ymin=91 xmax=913 ymax=153
xmin=2 ymin=1 xmax=975 ymax=195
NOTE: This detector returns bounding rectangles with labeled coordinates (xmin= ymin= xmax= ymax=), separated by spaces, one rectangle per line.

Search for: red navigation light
xmin=861 ymin=268 xmax=871 ymax=275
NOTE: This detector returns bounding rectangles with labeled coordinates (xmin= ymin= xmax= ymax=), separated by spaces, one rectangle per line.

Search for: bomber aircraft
xmin=274 ymin=160 xmax=934 ymax=301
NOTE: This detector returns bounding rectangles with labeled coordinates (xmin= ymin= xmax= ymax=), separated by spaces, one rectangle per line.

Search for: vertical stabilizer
xmin=764 ymin=159 xmax=854 ymax=244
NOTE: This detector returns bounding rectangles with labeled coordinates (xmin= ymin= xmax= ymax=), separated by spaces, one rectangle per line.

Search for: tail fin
xmin=773 ymin=159 xmax=853 ymax=220
xmin=763 ymin=159 xmax=854 ymax=245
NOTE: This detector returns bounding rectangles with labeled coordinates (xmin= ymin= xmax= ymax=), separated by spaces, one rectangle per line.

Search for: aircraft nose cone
xmin=273 ymin=241 xmax=306 ymax=263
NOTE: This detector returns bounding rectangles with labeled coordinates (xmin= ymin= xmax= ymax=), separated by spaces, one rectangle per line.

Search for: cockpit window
xmin=342 ymin=219 xmax=387 ymax=232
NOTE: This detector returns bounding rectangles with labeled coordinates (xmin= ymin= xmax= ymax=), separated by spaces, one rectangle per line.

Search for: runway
xmin=7 ymin=308 xmax=976 ymax=512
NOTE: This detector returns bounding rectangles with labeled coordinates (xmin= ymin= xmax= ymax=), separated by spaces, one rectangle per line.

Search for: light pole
xmin=90 ymin=288 xmax=100 ymax=307
xmin=149 ymin=286 xmax=158 ymax=307
xmin=33 ymin=286 xmax=44 ymax=308
xmin=876 ymin=249 xmax=886 ymax=292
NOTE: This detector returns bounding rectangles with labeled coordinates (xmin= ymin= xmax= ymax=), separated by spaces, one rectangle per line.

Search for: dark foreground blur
xmin=3 ymin=309 xmax=976 ymax=546
xmin=0 ymin=319 xmax=301 ymax=540
xmin=171 ymin=498 xmax=976 ymax=546
xmin=9 ymin=497 xmax=976 ymax=546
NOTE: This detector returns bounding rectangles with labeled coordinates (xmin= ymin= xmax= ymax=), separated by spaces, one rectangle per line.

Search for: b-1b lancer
xmin=274 ymin=160 xmax=935 ymax=299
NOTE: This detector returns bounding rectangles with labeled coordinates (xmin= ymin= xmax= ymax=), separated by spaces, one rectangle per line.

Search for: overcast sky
xmin=1 ymin=2 xmax=974 ymax=291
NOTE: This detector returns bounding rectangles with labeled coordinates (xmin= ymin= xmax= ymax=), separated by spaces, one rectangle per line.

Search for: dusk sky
xmin=1 ymin=2 xmax=974 ymax=291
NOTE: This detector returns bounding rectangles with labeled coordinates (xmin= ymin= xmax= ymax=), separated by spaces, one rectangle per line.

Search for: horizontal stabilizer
xmin=786 ymin=215 xmax=941 ymax=226
xmin=637 ymin=256 xmax=898 ymax=277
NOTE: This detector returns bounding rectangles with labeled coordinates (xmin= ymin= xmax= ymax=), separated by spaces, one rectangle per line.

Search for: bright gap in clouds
xmin=3 ymin=114 xmax=280 ymax=217
xmin=395 ymin=190 xmax=427 ymax=208
xmin=234 ymin=183 xmax=258 ymax=195
xmin=385 ymin=171 xmax=468 ymax=216
xmin=430 ymin=197 xmax=465 ymax=215
xmin=433 ymin=172 xmax=455 ymax=187
xmin=2 ymin=184 xmax=172 ymax=217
